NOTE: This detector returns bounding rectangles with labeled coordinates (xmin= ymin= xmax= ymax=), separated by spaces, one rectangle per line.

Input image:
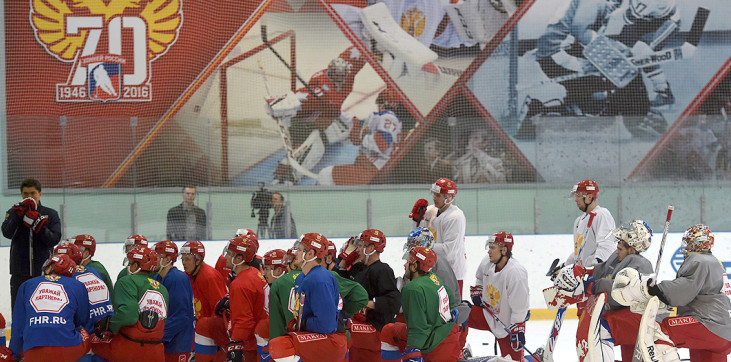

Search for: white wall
xmin=2 ymin=232 xmax=730 ymax=326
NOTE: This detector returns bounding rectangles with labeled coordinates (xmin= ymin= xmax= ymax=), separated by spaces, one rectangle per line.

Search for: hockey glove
xmin=401 ymin=347 xmax=424 ymax=362
xmin=286 ymin=318 xmax=298 ymax=332
xmin=11 ymin=198 xmax=36 ymax=217
xmin=215 ymin=295 xmax=230 ymax=316
xmin=224 ymin=340 xmax=244 ymax=362
xmin=611 ymin=267 xmax=654 ymax=310
xmin=0 ymin=346 xmax=15 ymax=362
xmin=548 ymin=261 xmax=564 ymax=281
xmin=93 ymin=315 xmax=111 ymax=339
xmin=554 ymin=264 xmax=586 ymax=292
xmin=509 ymin=322 xmax=526 ymax=351
xmin=22 ymin=210 xmax=47 ymax=234
xmin=338 ymin=237 xmax=359 ymax=268
xmin=409 ymin=199 xmax=428 ymax=223
xmin=470 ymin=285 xmax=483 ymax=306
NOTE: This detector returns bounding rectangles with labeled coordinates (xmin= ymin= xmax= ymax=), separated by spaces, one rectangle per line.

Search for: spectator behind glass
xmin=270 ymin=192 xmax=296 ymax=239
xmin=166 ymin=185 xmax=207 ymax=241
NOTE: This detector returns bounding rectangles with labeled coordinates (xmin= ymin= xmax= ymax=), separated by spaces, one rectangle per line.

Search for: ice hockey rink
xmin=1 ymin=233 xmax=729 ymax=361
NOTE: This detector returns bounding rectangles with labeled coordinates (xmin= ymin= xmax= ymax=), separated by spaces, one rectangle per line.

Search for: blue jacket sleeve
xmin=10 ymin=283 xmax=26 ymax=356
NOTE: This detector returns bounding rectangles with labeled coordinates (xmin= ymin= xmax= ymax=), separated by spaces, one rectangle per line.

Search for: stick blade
xmin=686 ymin=7 xmax=710 ymax=46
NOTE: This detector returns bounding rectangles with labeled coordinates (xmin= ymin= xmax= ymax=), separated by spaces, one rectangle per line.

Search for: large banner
xmin=6 ymin=0 xmax=731 ymax=188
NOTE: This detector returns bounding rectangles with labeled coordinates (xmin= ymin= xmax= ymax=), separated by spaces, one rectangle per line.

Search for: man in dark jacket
xmin=166 ymin=185 xmax=207 ymax=241
xmin=2 ymin=178 xmax=62 ymax=313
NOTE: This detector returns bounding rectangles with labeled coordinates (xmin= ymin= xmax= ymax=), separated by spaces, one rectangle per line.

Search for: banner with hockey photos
xmin=4 ymin=0 xmax=731 ymax=188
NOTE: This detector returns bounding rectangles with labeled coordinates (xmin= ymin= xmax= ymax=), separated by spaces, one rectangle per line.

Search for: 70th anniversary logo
xmin=30 ymin=0 xmax=182 ymax=102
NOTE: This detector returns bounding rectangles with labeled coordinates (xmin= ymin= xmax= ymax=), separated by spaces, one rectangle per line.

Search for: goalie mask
xmin=376 ymin=88 xmax=400 ymax=110
xmin=612 ymin=220 xmax=653 ymax=252
xmin=681 ymin=224 xmax=714 ymax=256
xmin=327 ymin=58 xmax=348 ymax=87
xmin=403 ymin=227 xmax=434 ymax=254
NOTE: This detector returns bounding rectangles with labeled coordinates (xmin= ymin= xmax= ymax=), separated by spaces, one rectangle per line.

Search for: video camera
xmin=250 ymin=182 xmax=273 ymax=217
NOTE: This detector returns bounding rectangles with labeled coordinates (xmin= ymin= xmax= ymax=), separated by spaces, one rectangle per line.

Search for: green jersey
xmin=269 ymin=269 xmax=302 ymax=339
xmin=110 ymin=272 xmax=170 ymax=333
xmin=87 ymin=259 xmax=114 ymax=299
xmin=331 ymin=271 xmax=369 ymax=318
xmin=402 ymin=273 xmax=456 ymax=353
xmin=116 ymin=268 xmax=128 ymax=285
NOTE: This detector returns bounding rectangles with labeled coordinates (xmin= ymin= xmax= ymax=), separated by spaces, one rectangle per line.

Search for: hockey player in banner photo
xmin=612 ymin=224 xmax=731 ymax=362
xmin=430 ymin=177 xmax=467 ymax=298
xmin=9 ymin=254 xmax=91 ymax=361
xmin=269 ymin=233 xmax=349 ymax=361
xmin=317 ymin=87 xmax=403 ymax=185
xmin=468 ymin=232 xmax=530 ymax=361
xmin=269 ymin=46 xmax=366 ymax=185
xmin=153 ymin=241 xmax=195 ymax=362
xmin=380 ymin=246 xmax=461 ymax=362
xmin=335 ymin=229 xmax=401 ymax=361
xmin=91 ymin=246 xmax=169 ymax=362
xmin=554 ymin=220 xmax=662 ymax=362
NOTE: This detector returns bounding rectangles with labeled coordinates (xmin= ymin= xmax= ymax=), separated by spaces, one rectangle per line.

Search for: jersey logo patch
xmin=484 ymin=284 xmax=501 ymax=310
xmin=30 ymin=282 xmax=70 ymax=313
xmin=350 ymin=323 xmax=377 ymax=333
xmin=139 ymin=289 xmax=167 ymax=319
xmin=667 ymin=316 xmax=697 ymax=326
xmin=293 ymin=332 xmax=327 ymax=342
xmin=429 ymin=273 xmax=440 ymax=286
xmin=76 ymin=272 xmax=110 ymax=304
xmin=148 ymin=278 xmax=161 ymax=289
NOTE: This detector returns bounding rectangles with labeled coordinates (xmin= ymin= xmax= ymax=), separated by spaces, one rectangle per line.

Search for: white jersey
xmin=376 ymin=0 xmax=447 ymax=48
xmin=475 ymin=257 xmax=530 ymax=338
xmin=430 ymin=204 xmax=467 ymax=280
xmin=566 ymin=205 xmax=615 ymax=267
xmin=359 ymin=110 xmax=402 ymax=169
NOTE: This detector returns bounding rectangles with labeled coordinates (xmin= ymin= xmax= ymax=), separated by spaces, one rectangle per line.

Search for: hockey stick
xmin=261 ymin=24 xmax=320 ymax=100
xmin=257 ymin=60 xmax=320 ymax=181
xmin=654 ymin=206 xmax=674 ymax=278
xmin=481 ymin=305 xmax=542 ymax=361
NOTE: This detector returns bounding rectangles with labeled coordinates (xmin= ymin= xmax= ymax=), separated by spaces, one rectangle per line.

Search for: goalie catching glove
xmin=554 ymin=264 xmax=594 ymax=294
xmin=611 ymin=267 xmax=666 ymax=313
xmin=265 ymin=91 xmax=301 ymax=120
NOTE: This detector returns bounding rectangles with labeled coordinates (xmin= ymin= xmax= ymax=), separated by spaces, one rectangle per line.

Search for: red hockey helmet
xmin=376 ymin=87 xmax=401 ymax=110
xmin=407 ymin=246 xmax=437 ymax=273
xmin=235 ymin=228 xmax=258 ymax=240
xmin=570 ymin=180 xmax=599 ymax=199
xmin=47 ymin=254 xmax=77 ymax=277
xmin=263 ymin=249 xmax=288 ymax=268
xmin=154 ymin=240 xmax=179 ymax=263
xmin=358 ymin=229 xmax=386 ymax=253
xmin=181 ymin=240 xmax=206 ymax=260
xmin=73 ymin=234 xmax=97 ymax=256
xmin=486 ymin=231 xmax=514 ymax=252
xmin=295 ymin=233 xmax=330 ymax=259
xmin=124 ymin=234 xmax=148 ymax=253
xmin=284 ymin=247 xmax=298 ymax=265
xmin=226 ymin=236 xmax=258 ymax=263
xmin=431 ymin=178 xmax=457 ymax=197
xmin=325 ymin=239 xmax=338 ymax=259
xmin=127 ymin=246 xmax=158 ymax=272
xmin=54 ymin=242 xmax=83 ymax=265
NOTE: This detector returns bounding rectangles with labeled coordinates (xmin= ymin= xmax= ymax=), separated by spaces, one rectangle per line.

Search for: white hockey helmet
xmin=612 ymin=220 xmax=652 ymax=252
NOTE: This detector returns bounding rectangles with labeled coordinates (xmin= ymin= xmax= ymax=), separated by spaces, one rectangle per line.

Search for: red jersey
xmin=215 ymin=255 xmax=232 ymax=282
xmin=189 ymin=262 xmax=228 ymax=320
xmin=229 ymin=267 xmax=269 ymax=350
xmin=296 ymin=46 xmax=366 ymax=127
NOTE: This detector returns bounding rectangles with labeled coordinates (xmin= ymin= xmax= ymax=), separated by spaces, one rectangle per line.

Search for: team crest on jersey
xmin=485 ymin=284 xmax=501 ymax=310
xmin=148 ymin=278 xmax=160 ymax=289
xmin=400 ymin=7 xmax=426 ymax=37
xmin=29 ymin=0 xmax=183 ymax=102
xmin=45 ymin=274 xmax=61 ymax=281
xmin=429 ymin=273 xmax=440 ymax=286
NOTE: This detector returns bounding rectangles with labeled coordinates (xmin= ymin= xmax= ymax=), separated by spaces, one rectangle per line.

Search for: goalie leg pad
xmin=317 ymin=166 xmax=335 ymax=186
xmin=323 ymin=112 xmax=353 ymax=144
xmin=636 ymin=297 xmax=680 ymax=362
xmin=293 ymin=130 xmax=325 ymax=175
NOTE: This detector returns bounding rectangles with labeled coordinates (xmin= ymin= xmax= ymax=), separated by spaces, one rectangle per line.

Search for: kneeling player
xmin=613 ymin=224 xmax=731 ymax=362
xmin=380 ymin=246 xmax=461 ymax=362
xmin=269 ymin=233 xmax=348 ymax=361
xmin=467 ymin=232 xmax=529 ymax=361
xmin=9 ymin=254 xmax=91 ymax=361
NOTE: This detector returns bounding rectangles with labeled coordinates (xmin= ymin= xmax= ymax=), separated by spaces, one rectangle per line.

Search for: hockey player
xmin=317 ymin=87 xmax=403 ymax=185
xmin=555 ymin=220 xmax=656 ymax=361
xmin=92 ymin=246 xmax=169 ymax=362
xmin=567 ymin=179 xmax=616 ymax=267
xmin=468 ymin=232 xmax=529 ymax=361
xmin=180 ymin=240 xmax=227 ymax=320
xmin=153 ymin=240 xmax=195 ymax=362
xmin=116 ymin=234 xmax=149 ymax=282
xmin=269 ymin=247 xmax=302 ymax=341
xmin=404 ymin=227 xmax=459 ymax=299
xmin=215 ymin=228 xmax=262 ymax=281
xmin=52 ymin=243 xmax=114 ymax=345
xmin=253 ymin=248 xmax=290 ymax=362
xmin=336 ymin=228 xmax=401 ymax=361
xmin=613 ymin=224 xmax=731 ymax=362
xmin=9 ymin=254 xmax=90 ymax=361
xmin=430 ymin=177 xmax=467 ymax=298
xmin=72 ymin=234 xmax=114 ymax=296
xmin=269 ymin=46 xmax=366 ymax=184
xmin=380 ymin=246 xmax=461 ymax=361
xmin=268 ymin=233 xmax=348 ymax=361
